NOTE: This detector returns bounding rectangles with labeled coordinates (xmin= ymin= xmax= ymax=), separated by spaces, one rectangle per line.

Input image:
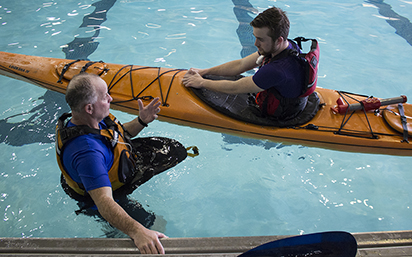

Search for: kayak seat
xmin=191 ymin=75 xmax=320 ymax=128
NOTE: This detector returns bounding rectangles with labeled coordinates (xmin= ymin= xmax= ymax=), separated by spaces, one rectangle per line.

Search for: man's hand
xmin=138 ymin=97 xmax=161 ymax=124
xmin=131 ymin=227 xmax=168 ymax=254
xmin=89 ymin=187 xmax=168 ymax=254
xmin=182 ymin=68 xmax=205 ymax=88
xmin=123 ymin=97 xmax=161 ymax=137
xmin=182 ymin=68 xmax=263 ymax=95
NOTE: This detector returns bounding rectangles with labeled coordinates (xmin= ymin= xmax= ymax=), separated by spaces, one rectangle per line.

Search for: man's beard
xmin=258 ymin=43 xmax=278 ymax=57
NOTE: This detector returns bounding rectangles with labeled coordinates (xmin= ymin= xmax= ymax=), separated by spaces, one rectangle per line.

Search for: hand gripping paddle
xmin=238 ymin=231 xmax=357 ymax=257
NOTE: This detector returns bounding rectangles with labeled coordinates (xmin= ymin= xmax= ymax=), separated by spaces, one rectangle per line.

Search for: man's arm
xmin=182 ymin=51 xmax=263 ymax=94
xmin=123 ymin=97 xmax=161 ymax=138
xmin=88 ymin=187 xmax=167 ymax=254
xmin=195 ymin=51 xmax=260 ymax=77
xmin=183 ymin=70 xmax=264 ymax=95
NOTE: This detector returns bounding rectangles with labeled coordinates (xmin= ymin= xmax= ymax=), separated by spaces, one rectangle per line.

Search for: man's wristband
xmin=138 ymin=117 xmax=148 ymax=127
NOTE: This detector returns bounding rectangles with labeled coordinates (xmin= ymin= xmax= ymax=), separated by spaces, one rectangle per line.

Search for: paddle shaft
xmin=337 ymin=95 xmax=407 ymax=114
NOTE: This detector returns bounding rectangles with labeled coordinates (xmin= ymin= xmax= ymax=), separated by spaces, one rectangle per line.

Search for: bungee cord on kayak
xmin=107 ymin=64 xmax=186 ymax=107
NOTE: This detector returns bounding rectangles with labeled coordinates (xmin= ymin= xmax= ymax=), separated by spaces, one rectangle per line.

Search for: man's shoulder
xmin=63 ymin=132 xmax=109 ymax=158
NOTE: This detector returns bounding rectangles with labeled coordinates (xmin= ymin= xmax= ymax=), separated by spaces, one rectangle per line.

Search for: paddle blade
xmin=238 ymin=231 xmax=357 ymax=257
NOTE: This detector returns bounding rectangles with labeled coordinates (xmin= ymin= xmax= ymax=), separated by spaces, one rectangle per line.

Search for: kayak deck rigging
xmin=107 ymin=65 xmax=185 ymax=107
xmin=0 ymin=51 xmax=410 ymax=155
xmin=106 ymin=65 xmax=407 ymax=143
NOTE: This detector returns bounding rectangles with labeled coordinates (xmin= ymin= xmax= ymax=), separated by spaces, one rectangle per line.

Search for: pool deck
xmin=1 ymin=230 xmax=412 ymax=256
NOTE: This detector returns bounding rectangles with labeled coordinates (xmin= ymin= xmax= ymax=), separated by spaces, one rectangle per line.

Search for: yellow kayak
xmin=0 ymin=51 xmax=411 ymax=156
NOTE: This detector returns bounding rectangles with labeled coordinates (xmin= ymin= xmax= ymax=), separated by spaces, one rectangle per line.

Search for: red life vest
xmin=255 ymin=37 xmax=320 ymax=120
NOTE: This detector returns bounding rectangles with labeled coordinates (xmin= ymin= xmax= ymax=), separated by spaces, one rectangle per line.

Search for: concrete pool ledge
xmin=1 ymin=230 xmax=412 ymax=256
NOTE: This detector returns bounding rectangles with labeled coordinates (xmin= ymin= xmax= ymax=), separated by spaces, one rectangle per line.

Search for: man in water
xmin=56 ymin=73 xmax=167 ymax=254
xmin=182 ymin=7 xmax=307 ymax=120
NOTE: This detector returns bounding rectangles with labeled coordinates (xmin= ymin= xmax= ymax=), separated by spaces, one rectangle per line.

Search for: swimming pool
xmin=1 ymin=0 xmax=412 ymax=239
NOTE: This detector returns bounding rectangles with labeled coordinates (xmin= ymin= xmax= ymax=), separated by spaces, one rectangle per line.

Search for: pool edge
xmin=1 ymin=230 xmax=412 ymax=256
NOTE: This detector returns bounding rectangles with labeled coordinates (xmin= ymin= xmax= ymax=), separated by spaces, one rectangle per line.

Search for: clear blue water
xmin=1 ymin=0 xmax=412 ymax=239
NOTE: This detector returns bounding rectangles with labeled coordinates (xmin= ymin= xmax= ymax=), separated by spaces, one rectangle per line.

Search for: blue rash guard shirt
xmin=252 ymin=42 xmax=305 ymax=98
xmin=62 ymin=120 xmax=114 ymax=192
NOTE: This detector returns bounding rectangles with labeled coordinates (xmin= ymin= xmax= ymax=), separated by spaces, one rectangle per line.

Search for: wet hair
xmin=250 ymin=7 xmax=290 ymax=42
xmin=65 ymin=73 xmax=100 ymax=113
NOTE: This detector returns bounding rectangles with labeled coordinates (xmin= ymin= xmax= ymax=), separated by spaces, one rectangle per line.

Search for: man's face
xmin=91 ymin=77 xmax=112 ymax=121
xmin=253 ymin=26 xmax=279 ymax=56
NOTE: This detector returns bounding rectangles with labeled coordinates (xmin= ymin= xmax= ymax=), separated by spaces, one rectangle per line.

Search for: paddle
xmin=332 ymin=95 xmax=407 ymax=114
xmin=238 ymin=231 xmax=357 ymax=257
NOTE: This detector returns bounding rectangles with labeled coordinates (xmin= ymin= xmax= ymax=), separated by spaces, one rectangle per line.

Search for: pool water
xmin=1 ymin=0 xmax=412 ymax=239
